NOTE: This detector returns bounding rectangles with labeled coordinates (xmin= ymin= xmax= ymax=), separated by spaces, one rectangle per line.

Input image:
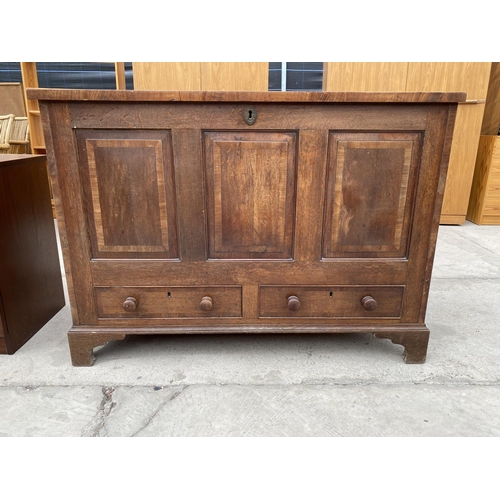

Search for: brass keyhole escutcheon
xmin=243 ymin=106 xmax=257 ymax=125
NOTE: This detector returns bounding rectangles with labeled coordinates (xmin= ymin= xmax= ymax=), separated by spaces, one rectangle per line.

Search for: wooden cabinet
xmin=0 ymin=154 xmax=65 ymax=354
xmin=481 ymin=63 xmax=500 ymax=136
xmin=467 ymin=136 xmax=500 ymax=224
xmin=467 ymin=64 xmax=500 ymax=225
xmin=406 ymin=63 xmax=491 ymax=224
xmin=132 ymin=62 xmax=269 ymax=91
xmin=29 ymin=89 xmax=464 ymax=366
xmin=323 ymin=63 xmax=409 ymax=92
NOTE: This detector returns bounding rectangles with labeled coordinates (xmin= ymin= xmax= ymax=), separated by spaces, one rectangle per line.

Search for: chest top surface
xmin=26 ymin=88 xmax=466 ymax=103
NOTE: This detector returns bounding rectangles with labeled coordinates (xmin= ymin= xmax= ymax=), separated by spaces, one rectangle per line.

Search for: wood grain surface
xmin=0 ymin=154 xmax=65 ymax=354
xmin=467 ymin=136 xmax=500 ymax=224
xmin=28 ymin=88 xmax=467 ymax=103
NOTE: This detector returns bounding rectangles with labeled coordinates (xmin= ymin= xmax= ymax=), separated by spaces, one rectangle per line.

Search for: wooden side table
xmin=0 ymin=154 xmax=65 ymax=354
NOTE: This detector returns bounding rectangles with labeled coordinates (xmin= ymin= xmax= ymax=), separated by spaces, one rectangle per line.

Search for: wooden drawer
xmin=259 ymin=286 xmax=404 ymax=318
xmin=95 ymin=286 xmax=242 ymax=318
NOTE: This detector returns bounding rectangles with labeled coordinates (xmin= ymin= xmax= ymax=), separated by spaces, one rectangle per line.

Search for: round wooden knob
xmin=361 ymin=295 xmax=377 ymax=311
xmin=123 ymin=296 xmax=138 ymax=312
xmin=287 ymin=295 xmax=301 ymax=311
xmin=200 ymin=296 xmax=213 ymax=311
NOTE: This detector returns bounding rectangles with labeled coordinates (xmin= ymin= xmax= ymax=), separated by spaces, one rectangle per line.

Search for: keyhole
xmin=244 ymin=106 xmax=257 ymax=125
xmin=167 ymin=292 xmax=171 ymax=298
xmin=329 ymin=291 xmax=333 ymax=297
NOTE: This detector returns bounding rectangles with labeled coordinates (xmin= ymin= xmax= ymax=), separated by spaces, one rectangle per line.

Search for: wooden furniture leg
xmin=373 ymin=328 xmax=430 ymax=364
xmin=68 ymin=332 xmax=126 ymax=366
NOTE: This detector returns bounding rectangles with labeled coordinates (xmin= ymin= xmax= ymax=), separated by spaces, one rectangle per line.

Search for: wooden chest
xmin=28 ymin=89 xmax=464 ymax=366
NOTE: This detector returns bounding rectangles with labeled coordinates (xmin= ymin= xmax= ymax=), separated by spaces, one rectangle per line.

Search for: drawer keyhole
xmin=243 ymin=106 xmax=257 ymax=125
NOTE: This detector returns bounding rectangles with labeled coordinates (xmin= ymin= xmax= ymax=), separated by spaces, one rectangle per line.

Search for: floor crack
xmin=131 ymin=386 xmax=187 ymax=437
xmin=456 ymin=232 xmax=500 ymax=258
xmin=81 ymin=386 xmax=116 ymax=437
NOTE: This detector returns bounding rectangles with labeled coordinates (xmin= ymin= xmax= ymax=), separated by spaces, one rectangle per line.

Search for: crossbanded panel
xmin=76 ymin=129 xmax=179 ymax=259
xmin=204 ymin=131 xmax=297 ymax=260
xmin=322 ymin=132 xmax=422 ymax=259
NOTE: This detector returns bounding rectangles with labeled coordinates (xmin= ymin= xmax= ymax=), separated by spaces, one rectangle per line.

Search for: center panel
xmin=204 ymin=131 xmax=298 ymax=260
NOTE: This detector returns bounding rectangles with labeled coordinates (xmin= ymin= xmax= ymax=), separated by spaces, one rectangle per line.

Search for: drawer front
xmin=259 ymin=286 xmax=404 ymax=318
xmin=95 ymin=286 xmax=242 ymax=318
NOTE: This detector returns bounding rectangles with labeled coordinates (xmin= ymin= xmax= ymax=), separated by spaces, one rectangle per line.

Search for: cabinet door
xmin=76 ymin=129 xmax=179 ymax=259
xmin=322 ymin=132 xmax=422 ymax=259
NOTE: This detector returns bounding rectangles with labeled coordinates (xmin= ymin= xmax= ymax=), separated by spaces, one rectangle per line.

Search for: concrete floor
xmin=1 ymin=221 xmax=499 ymax=437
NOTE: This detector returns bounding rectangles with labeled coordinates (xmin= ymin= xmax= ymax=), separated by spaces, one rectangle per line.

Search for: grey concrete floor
xmin=1 ymin=221 xmax=499 ymax=437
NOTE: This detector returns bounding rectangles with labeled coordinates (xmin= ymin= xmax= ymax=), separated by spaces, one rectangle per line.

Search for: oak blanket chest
xmin=27 ymin=89 xmax=465 ymax=366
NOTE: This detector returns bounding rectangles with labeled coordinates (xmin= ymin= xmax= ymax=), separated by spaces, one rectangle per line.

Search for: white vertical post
xmin=281 ymin=62 xmax=287 ymax=91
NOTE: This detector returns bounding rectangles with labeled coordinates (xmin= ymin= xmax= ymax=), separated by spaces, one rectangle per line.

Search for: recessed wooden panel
xmin=76 ymin=130 xmax=178 ymax=259
xmin=322 ymin=132 xmax=421 ymax=258
xmin=95 ymin=286 xmax=242 ymax=318
xmin=259 ymin=285 xmax=404 ymax=318
xmin=204 ymin=131 xmax=297 ymax=259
